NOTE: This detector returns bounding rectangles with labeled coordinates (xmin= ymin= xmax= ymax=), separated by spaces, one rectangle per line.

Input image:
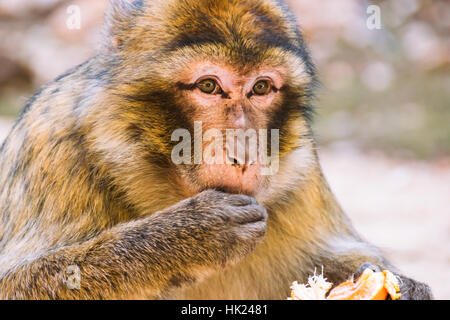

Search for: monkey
xmin=0 ymin=0 xmax=432 ymax=300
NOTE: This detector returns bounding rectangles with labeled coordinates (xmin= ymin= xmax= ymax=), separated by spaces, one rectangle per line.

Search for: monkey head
xmin=100 ymin=0 xmax=317 ymax=202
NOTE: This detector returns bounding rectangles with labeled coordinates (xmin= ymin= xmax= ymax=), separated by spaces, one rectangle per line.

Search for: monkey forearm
xmin=0 ymin=217 xmax=205 ymax=299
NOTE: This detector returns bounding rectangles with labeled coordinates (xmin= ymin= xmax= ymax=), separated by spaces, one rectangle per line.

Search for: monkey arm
xmin=0 ymin=191 xmax=267 ymax=300
xmin=0 ymin=216 xmax=199 ymax=299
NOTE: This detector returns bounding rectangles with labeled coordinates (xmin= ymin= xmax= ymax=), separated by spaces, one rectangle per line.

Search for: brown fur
xmin=0 ymin=0 xmax=432 ymax=299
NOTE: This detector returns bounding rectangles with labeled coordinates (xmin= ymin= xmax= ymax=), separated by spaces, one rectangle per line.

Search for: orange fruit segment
xmin=289 ymin=268 xmax=402 ymax=300
xmin=383 ymin=270 xmax=402 ymax=300
xmin=326 ymin=268 xmax=402 ymax=300
xmin=327 ymin=269 xmax=388 ymax=300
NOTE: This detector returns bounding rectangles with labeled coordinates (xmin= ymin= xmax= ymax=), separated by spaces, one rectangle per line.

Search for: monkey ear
xmin=105 ymin=0 xmax=145 ymax=51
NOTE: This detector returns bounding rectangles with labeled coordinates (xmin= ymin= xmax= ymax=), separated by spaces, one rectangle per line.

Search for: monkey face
xmin=172 ymin=60 xmax=288 ymax=196
xmin=154 ymin=44 xmax=316 ymax=199
xmin=104 ymin=0 xmax=318 ymax=201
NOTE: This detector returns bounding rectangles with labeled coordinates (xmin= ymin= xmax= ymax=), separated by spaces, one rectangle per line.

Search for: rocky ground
xmin=1 ymin=118 xmax=448 ymax=299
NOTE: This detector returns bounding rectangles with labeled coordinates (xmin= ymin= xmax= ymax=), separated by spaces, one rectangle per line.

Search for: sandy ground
xmin=0 ymin=119 xmax=448 ymax=299
xmin=319 ymin=147 xmax=450 ymax=299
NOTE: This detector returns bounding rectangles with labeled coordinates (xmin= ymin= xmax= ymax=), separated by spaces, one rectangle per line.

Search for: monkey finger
xmin=234 ymin=221 xmax=267 ymax=242
xmin=354 ymin=262 xmax=381 ymax=279
xmin=230 ymin=204 xmax=268 ymax=225
xmin=223 ymin=194 xmax=258 ymax=207
xmin=196 ymin=189 xmax=256 ymax=207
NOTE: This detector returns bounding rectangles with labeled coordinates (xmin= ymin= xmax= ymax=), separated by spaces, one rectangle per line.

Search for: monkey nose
xmin=226 ymin=148 xmax=255 ymax=173
xmin=234 ymin=114 xmax=246 ymax=128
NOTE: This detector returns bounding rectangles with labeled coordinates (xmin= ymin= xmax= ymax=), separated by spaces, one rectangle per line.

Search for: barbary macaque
xmin=0 ymin=0 xmax=432 ymax=299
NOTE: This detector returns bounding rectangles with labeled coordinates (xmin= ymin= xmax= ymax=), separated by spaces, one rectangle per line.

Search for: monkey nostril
xmin=225 ymin=146 xmax=256 ymax=173
xmin=226 ymin=148 xmax=240 ymax=165
xmin=228 ymin=156 xmax=252 ymax=175
xmin=229 ymin=156 xmax=240 ymax=167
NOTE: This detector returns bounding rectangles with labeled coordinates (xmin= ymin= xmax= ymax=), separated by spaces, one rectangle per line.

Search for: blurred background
xmin=0 ymin=0 xmax=448 ymax=298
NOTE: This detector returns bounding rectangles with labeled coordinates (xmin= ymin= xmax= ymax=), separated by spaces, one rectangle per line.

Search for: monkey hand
xmin=354 ymin=262 xmax=433 ymax=300
xmin=152 ymin=190 xmax=268 ymax=269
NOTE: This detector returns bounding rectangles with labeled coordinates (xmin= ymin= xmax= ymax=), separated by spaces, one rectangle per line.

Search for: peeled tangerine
xmin=289 ymin=268 xmax=402 ymax=300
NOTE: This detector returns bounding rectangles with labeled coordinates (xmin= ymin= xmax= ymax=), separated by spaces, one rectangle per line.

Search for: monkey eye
xmin=197 ymin=78 xmax=223 ymax=95
xmin=252 ymin=80 xmax=271 ymax=96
